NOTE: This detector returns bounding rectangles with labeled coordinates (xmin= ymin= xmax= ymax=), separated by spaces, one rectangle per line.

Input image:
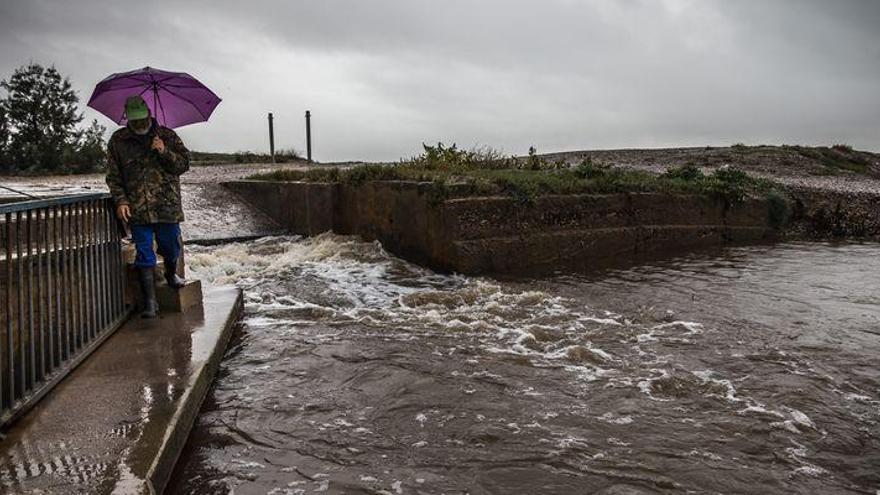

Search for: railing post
xmin=52 ymin=205 xmax=60 ymax=369
xmin=88 ymin=200 xmax=98 ymax=340
xmin=61 ymin=204 xmax=71 ymax=362
xmin=3 ymin=212 xmax=12 ymax=409
xmin=15 ymin=211 xmax=23 ymax=399
xmin=37 ymin=207 xmax=45 ymax=382
xmin=26 ymin=209 xmax=35 ymax=391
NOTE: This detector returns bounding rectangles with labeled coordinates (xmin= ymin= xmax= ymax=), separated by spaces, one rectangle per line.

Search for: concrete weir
xmin=224 ymin=180 xmax=779 ymax=274
xmin=0 ymin=286 xmax=243 ymax=494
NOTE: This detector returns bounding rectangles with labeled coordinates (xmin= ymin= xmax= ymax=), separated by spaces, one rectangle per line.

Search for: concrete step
xmin=0 ymin=286 xmax=244 ymax=494
xmin=125 ymin=270 xmax=203 ymax=314
xmin=156 ymin=280 xmax=203 ymax=313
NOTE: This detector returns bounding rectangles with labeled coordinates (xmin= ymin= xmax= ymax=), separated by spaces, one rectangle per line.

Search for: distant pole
xmin=268 ymin=112 xmax=275 ymax=163
xmin=305 ymin=110 xmax=312 ymax=163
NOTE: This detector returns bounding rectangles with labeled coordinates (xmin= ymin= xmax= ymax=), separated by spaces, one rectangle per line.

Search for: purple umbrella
xmin=87 ymin=66 xmax=221 ymax=128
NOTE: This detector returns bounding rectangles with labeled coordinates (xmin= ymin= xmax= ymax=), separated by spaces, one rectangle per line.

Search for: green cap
xmin=125 ymin=95 xmax=150 ymax=121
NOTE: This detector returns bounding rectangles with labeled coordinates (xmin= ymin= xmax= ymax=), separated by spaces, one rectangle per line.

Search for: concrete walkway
xmin=0 ymin=286 xmax=243 ymax=494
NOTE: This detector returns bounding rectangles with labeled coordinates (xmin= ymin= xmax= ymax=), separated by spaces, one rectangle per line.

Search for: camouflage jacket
xmin=105 ymin=122 xmax=190 ymax=224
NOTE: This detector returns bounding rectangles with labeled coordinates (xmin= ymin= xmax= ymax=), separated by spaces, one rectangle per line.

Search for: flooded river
xmin=168 ymin=235 xmax=880 ymax=494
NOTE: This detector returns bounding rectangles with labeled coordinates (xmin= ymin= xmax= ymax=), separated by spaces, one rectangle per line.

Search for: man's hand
xmin=117 ymin=204 xmax=131 ymax=222
xmin=151 ymin=136 xmax=166 ymax=154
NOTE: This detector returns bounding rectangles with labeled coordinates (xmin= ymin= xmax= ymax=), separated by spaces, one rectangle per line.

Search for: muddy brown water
xmin=162 ymin=235 xmax=879 ymax=494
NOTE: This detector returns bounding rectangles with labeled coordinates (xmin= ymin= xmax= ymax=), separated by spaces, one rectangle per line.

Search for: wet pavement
xmin=167 ymin=235 xmax=879 ymax=494
xmin=0 ymin=286 xmax=242 ymax=494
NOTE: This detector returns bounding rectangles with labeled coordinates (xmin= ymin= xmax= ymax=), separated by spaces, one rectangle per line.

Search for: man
xmin=106 ymin=95 xmax=189 ymax=318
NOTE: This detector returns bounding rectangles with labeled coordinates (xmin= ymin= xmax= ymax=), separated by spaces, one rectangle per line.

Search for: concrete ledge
xmin=224 ymin=180 xmax=778 ymax=275
xmin=451 ymin=224 xmax=772 ymax=273
xmin=0 ymin=286 xmax=243 ymax=495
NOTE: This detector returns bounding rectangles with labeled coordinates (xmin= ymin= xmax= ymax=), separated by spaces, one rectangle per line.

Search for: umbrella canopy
xmin=87 ymin=66 xmax=221 ymax=129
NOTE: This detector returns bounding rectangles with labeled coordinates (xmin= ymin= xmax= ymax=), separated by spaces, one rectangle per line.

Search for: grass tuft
xmin=782 ymin=145 xmax=870 ymax=174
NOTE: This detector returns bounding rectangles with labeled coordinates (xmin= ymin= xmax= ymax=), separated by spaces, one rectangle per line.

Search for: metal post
xmin=4 ymin=212 xmax=12 ymax=408
xmin=36 ymin=207 xmax=45 ymax=382
xmin=74 ymin=203 xmax=83 ymax=350
xmin=61 ymin=205 xmax=70 ymax=361
xmin=268 ymin=112 xmax=275 ymax=164
xmin=52 ymin=205 xmax=60 ymax=368
xmin=26 ymin=210 xmax=35 ymax=390
xmin=305 ymin=110 xmax=312 ymax=163
xmin=15 ymin=211 xmax=23 ymax=397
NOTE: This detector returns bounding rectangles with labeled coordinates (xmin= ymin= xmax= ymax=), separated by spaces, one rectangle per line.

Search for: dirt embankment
xmin=541 ymin=145 xmax=880 ymax=180
xmin=542 ymin=145 xmax=880 ymax=238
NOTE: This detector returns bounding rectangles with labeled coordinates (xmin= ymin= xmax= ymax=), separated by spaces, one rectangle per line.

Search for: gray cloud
xmin=1 ymin=0 xmax=878 ymax=161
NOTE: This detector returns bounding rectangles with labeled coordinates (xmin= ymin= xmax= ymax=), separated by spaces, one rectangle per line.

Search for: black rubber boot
xmin=138 ymin=267 xmax=159 ymax=319
xmin=164 ymin=259 xmax=186 ymax=289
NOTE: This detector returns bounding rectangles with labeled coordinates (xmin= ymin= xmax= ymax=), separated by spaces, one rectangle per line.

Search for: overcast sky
xmin=1 ymin=0 xmax=878 ymax=161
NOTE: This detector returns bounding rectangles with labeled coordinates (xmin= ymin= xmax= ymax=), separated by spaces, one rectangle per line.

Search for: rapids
xmin=169 ymin=234 xmax=880 ymax=494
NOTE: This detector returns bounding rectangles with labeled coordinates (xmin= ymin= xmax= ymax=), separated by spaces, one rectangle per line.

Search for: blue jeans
xmin=131 ymin=223 xmax=181 ymax=268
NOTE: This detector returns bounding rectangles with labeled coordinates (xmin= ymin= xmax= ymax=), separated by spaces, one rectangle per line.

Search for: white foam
xmin=415 ymin=413 xmax=428 ymax=427
xmin=784 ymin=407 xmax=815 ymax=430
xmin=653 ymin=321 xmax=705 ymax=335
xmin=738 ymin=404 xmax=785 ymax=419
xmin=637 ymin=369 xmax=673 ymax=402
xmin=844 ymin=393 xmax=874 ymax=403
xmin=692 ymin=370 xmax=741 ymax=403
xmin=580 ymin=316 xmax=622 ymax=326
xmin=598 ymin=412 xmax=634 ymax=425
xmin=790 ymin=465 xmax=827 ymax=477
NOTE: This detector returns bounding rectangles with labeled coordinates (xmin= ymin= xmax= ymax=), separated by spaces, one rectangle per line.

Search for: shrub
xmin=573 ymin=159 xmax=610 ymax=179
xmin=704 ymin=167 xmax=753 ymax=205
xmin=766 ymin=190 xmax=788 ymax=229
xmin=526 ymin=146 xmax=541 ymax=170
xmin=404 ymin=142 xmax=513 ymax=172
xmin=662 ymin=163 xmax=704 ymax=181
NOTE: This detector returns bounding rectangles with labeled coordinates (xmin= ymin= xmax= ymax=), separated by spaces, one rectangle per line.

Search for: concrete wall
xmin=224 ymin=180 xmax=778 ymax=275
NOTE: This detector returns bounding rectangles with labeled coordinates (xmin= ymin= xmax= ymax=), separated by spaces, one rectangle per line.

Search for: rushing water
xmin=169 ymin=235 xmax=880 ymax=494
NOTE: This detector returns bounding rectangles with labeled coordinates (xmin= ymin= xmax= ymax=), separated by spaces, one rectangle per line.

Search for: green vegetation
xmin=782 ymin=144 xmax=871 ymax=174
xmin=249 ymin=143 xmax=781 ymax=206
xmin=0 ymin=63 xmax=107 ymax=174
xmin=190 ymin=148 xmax=301 ymax=166
xmin=766 ymin=190 xmax=789 ymax=230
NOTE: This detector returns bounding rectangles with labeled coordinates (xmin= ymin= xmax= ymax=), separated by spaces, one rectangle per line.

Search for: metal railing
xmin=0 ymin=193 xmax=129 ymax=428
